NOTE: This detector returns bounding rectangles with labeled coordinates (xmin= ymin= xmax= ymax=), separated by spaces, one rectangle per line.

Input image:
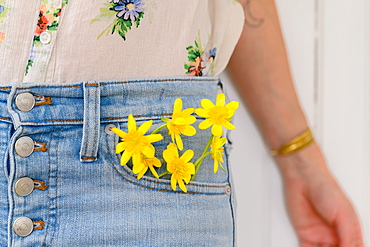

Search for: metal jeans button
xmin=15 ymin=93 xmax=35 ymax=112
xmin=105 ymin=124 xmax=117 ymax=135
xmin=15 ymin=177 xmax=34 ymax=197
xmin=225 ymin=185 xmax=231 ymax=196
xmin=13 ymin=217 xmax=33 ymax=237
xmin=15 ymin=136 xmax=35 ymax=157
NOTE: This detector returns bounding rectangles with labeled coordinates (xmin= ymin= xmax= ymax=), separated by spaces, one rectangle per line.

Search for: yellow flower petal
xmin=184 ymin=115 xmax=197 ymax=124
xmin=167 ymin=143 xmax=179 ymax=158
xmin=226 ymin=101 xmax=239 ymax=111
xmin=222 ymin=120 xmax=236 ymax=131
xmin=181 ymin=108 xmax=195 ymax=117
xmin=142 ymin=145 xmax=155 ymax=158
xmin=127 ymin=114 xmax=137 ymax=132
xmin=216 ymin=93 xmax=226 ymax=107
xmin=149 ymin=165 xmax=159 ymax=178
xmin=137 ymin=169 xmax=147 ymax=179
xmin=111 ymin=128 xmax=127 ymax=138
xmin=145 ymin=134 xmax=163 ymax=143
xmin=200 ymin=98 xmax=215 ymax=109
xmin=173 ymin=98 xmax=183 ymax=114
xmin=181 ymin=150 xmax=194 ymax=163
xmin=171 ymin=175 xmax=177 ymax=191
xmin=178 ymin=179 xmax=187 ymax=193
xmin=214 ymin=159 xmax=219 ymax=173
xmin=163 ymin=149 xmax=175 ymax=163
xmin=133 ymin=162 xmax=145 ymax=174
xmin=181 ymin=125 xmax=196 ymax=136
xmin=116 ymin=142 xmax=126 ymax=154
xmin=215 ymin=137 xmax=227 ymax=148
xmin=132 ymin=153 xmax=142 ymax=167
xmin=138 ymin=120 xmax=152 ymax=134
xmin=175 ymin=134 xmax=184 ymax=150
xmin=199 ymin=119 xmax=213 ymax=129
xmin=195 ymin=108 xmax=209 ymax=118
xmin=211 ymin=124 xmax=223 ymax=136
xmin=186 ymin=163 xmax=196 ymax=174
xmin=120 ymin=150 xmax=132 ymax=166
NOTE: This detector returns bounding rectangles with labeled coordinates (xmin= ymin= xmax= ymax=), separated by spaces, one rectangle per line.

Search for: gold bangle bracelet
xmin=271 ymin=128 xmax=314 ymax=156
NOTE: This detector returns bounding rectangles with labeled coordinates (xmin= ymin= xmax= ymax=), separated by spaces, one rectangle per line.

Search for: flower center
xmin=208 ymin=106 xmax=229 ymax=124
xmin=125 ymin=3 xmax=135 ymax=11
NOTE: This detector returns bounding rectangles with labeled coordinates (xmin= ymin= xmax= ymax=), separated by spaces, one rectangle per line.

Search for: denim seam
xmin=14 ymin=114 xmax=204 ymax=124
xmin=2 ymin=78 xmax=218 ymax=90
xmin=42 ymin=126 xmax=58 ymax=247
xmin=106 ymin=133 xmax=227 ymax=195
xmin=50 ymin=127 xmax=61 ymax=246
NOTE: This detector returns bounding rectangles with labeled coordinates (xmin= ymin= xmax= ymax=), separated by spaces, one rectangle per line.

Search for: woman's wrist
xmin=274 ymin=141 xmax=331 ymax=181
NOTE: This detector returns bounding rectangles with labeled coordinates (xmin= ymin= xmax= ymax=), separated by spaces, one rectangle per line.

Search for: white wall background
xmin=221 ymin=0 xmax=370 ymax=246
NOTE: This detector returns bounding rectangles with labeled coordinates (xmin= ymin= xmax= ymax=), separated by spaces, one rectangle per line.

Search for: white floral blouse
xmin=0 ymin=0 xmax=244 ymax=85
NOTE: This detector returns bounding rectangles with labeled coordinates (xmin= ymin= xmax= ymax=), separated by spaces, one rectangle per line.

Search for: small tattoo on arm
xmin=243 ymin=0 xmax=264 ymax=28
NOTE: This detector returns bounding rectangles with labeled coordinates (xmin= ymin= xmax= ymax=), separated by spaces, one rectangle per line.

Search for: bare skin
xmin=228 ymin=0 xmax=364 ymax=246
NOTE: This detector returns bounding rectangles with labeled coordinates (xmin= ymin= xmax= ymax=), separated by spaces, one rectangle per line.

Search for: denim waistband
xmin=0 ymin=77 xmax=219 ymax=126
xmin=0 ymin=77 xmax=220 ymax=162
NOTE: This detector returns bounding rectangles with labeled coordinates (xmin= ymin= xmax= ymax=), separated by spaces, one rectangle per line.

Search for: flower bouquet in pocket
xmin=111 ymin=93 xmax=239 ymax=193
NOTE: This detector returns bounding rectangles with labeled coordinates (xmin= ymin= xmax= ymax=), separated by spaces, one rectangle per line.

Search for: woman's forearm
xmin=228 ymin=0 xmax=308 ymax=152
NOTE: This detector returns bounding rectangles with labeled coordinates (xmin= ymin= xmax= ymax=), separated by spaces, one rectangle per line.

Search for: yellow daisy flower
xmin=133 ymin=148 xmax=162 ymax=179
xmin=210 ymin=136 xmax=227 ymax=173
xmin=195 ymin=93 xmax=239 ymax=136
xmin=112 ymin=114 xmax=163 ymax=167
xmin=163 ymin=143 xmax=195 ymax=193
xmin=162 ymin=98 xmax=196 ymax=150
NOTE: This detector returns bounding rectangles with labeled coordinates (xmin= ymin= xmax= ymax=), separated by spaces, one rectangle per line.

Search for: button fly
xmin=15 ymin=136 xmax=35 ymax=157
xmin=13 ymin=217 xmax=33 ymax=237
xmin=15 ymin=93 xmax=35 ymax=112
xmin=15 ymin=177 xmax=34 ymax=197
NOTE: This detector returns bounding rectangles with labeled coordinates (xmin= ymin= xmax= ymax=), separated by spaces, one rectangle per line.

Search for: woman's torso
xmin=0 ymin=0 xmax=244 ymax=84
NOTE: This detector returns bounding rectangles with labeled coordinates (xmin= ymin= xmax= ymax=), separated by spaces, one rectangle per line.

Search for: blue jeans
xmin=0 ymin=77 xmax=235 ymax=246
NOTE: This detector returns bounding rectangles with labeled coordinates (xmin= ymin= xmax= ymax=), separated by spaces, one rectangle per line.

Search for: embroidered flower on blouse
xmin=111 ymin=114 xmax=163 ymax=167
xmin=0 ymin=3 xmax=10 ymax=25
xmin=161 ymin=98 xmax=196 ymax=151
xmin=196 ymin=93 xmax=239 ymax=136
xmin=113 ymin=0 xmax=144 ymax=21
xmin=35 ymin=5 xmax=56 ymax=35
xmin=204 ymin=47 xmax=217 ymax=75
xmin=92 ymin=0 xmax=145 ymax=40
xmin=185 ymin=31 xmax=217 ymax=77
xmin=25 ymin=2 xmax=68 ymax=75
xmin=210 ymin=136 xmax=227 ymax=173
xmin=0 ymin=32 xmax=5 ymax=44
xmin=163 ymin=143 xmax=195 ymax=193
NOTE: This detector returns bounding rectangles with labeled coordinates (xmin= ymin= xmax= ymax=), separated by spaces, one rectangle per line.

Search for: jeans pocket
xmin=102 ymin=118 xmax=231 ymax=195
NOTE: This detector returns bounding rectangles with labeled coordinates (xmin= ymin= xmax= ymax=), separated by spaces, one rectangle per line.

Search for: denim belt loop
xmin=80 ymin=81 xmax=101 ymax=162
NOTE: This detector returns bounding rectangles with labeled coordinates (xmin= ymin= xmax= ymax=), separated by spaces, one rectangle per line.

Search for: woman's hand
xmin=277 ymin=143 xmax=363 ymax=247
xmin=231 ymin=1 xmax=365 ymax=245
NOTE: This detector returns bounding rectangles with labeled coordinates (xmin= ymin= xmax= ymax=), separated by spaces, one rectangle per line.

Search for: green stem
xmin=158 ymin=171 xmax=170 ymax=178
xmin=151 ymin=124 xmax=166 ymax=134
xmin=191 ymin=135 xmax=214 ymax=180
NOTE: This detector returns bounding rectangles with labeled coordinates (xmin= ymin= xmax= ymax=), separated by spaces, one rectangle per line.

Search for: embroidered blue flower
xmin=0 ymin=5 xmax=4 ymax=15
xmin=209 ymin=48 xmax=217 ymax=60
xmin=113 ymin=0 xmax=144 ymax=21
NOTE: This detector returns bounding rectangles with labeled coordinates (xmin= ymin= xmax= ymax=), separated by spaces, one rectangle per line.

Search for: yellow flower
xmin=163 ymin=143 xmax=195 ymax=193
xmin=162 ymin=98 xmax=196 ymax=150
xmin=112 ymin=114 xmax=163 ymax=167
xmin=133 ymin=147 xmax=162 ymax=179
xmin=195 ymin=93 xmax=239 ymax=136
xmin=210 ymin=136 xmax=227 ymax=173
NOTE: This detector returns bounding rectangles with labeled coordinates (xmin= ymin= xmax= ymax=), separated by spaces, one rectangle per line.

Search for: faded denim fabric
xmin=0 ymin=77 xmax=235 ymax=247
